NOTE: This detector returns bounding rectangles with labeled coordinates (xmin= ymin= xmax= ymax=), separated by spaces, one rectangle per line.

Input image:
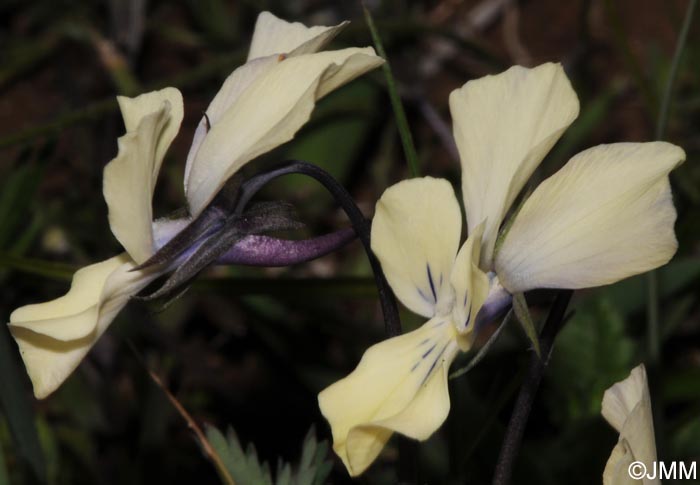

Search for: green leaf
xmin=512 ymin=293 xmax=541 ymax=357
xmin=205 ymin=424 xmax=332 ymax=485
xmin=0 ymin=324 xmax=46 ymax=482
xmin=547 ymin=297 xmax=635 ymax=422
xmin=205 ymin=425 xmax=273 ymax=485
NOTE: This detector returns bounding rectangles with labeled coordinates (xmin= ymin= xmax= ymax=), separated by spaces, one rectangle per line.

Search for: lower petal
xmin=318 ymin=317 xmax=459 ymax=476
xmin=8 ymin=253 xmax=160 ymax=398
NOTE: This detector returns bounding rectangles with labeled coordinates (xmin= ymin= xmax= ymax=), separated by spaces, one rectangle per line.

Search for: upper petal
xmin=8 ymin=254 xmax=160 ymax=398
xmin=450 ymin=63 xmax=579 ymax=268
xmin=602 ymin=365 xmax=659 ymax=485
xmin=247 ymin=11 xmax=347 ymax=61
xmin=185 ymin=48 xmax=383 ymax=216
xmin=183 ymin=56 xmax=281 ymax=196
xmin=318 ymin=317 xmax=459 ymax=476
xmin=371 ymin=177 xmax=463 ymax=318
xmin=495 ymin=142 xmax=684 ymax=293
xmin=184 ymin=14 xmax=350 ymax=206
xmin=103 ymin=88 xmax=184 ymax=264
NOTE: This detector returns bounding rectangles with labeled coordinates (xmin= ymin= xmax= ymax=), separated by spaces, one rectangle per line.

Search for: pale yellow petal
xmin=371 ymin=177 xmax=463 ymax=318
xmin=8 ymin=254 xmax=160 ymax=398
xmin=602 ymin=365 xmax=659 ymax=485
xmin=103 ymin=88 xmax=184 ymax=263
xmin=183 ymin=56 xmax=281 ymax=195
xmin=450 ymin=63 xmax=579 ymax=268
xmin=247 ymin=11 xmax=347 ymax=61
xmin=184 ymin=14 xmax=349 ymax=202
xmin=449 ymin=223 xmax=490 ymax=340
xmin=318 ymin=317 xmax=459 ymax=476
xmin=186 ymin=48 xmax=383 ymax=216
xmin=495 ymin=142 xmax=684 ymax=293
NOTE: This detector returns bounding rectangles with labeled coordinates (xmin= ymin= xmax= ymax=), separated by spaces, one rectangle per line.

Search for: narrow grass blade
xmin=647 ymin=0 xmax=697 ymax=365
xmin=362 ymin=5 xmax=420 ymax=177
xmin=0 ymin=324 xmax=47 ymax=482
xmin=0 ymin=253 xmax=76 ymax=281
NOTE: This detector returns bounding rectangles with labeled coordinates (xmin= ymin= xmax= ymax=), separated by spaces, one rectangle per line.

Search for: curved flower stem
xmin=491 ymin=290 xmax=573 ymax=485
xmin=234 ymin=160 xmax=402 ymax=337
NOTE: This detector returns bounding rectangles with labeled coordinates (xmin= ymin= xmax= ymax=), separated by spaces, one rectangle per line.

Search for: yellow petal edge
xmin=9 ymin=255 xmax=159 ymax=398
xmin=318 ymin=317 xmax=459 ymax=476
xmin=602 ymin=364 xmax=659 ymax=485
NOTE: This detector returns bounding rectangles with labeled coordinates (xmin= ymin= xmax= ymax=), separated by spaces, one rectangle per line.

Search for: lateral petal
xmin=318 ymin=317 xmax=459 ymax=476
xmin=185 ymin=48 xmax=383 ymax=216
xmin=495 ymin=142 xmax=684 ymax=292
xmin=104 ymin=88 xmax=184 ymax=263
xmin=8 ymin=254 xmax=160 ymax=398
xmin=450 ymin=63 xmax=579 ymax=268
xmin=449 ymin=223 xmax=490 ymax=338
xmin=371 ymin=177 xmax=462 ymax=318
xmin=602 ymin=365 xmax=659 ymax=485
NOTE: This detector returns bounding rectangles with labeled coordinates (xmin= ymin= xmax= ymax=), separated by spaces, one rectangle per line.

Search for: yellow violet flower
xmin=9 ymin=11 xmax=383 ymax=399
xmin=318 ymin=63 xmax=684 ymax=476
xmin=602 ymin=364 xmax=659 ymax=485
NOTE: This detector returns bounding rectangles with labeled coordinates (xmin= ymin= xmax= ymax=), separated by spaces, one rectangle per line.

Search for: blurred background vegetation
xmin=1 ymin=0 xmax=699 ymax=484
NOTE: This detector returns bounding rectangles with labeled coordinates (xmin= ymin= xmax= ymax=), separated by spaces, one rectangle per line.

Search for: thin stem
xmin=491 ymin=290 xmax=573 ymax=485
xmin=655 ymin=0 xmax=697 ymax=140
xmin=126 ymin=341 xmax=236 ymax=485
xmin=235 ymin=160 xmax=402 ymax=336
xmin=647 ymin=0 xmax=697 ymax=367
xmin=362 ymin=5 xmax=421 ymax=178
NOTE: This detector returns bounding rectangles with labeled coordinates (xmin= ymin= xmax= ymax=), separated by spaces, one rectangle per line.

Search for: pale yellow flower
xmin=602 ymin=365 xmax=659 ymax=485
xmin=318 ymin=63 xmax=684 ymax=476
xmin=9 ymin=12 xmax=384 ymax=399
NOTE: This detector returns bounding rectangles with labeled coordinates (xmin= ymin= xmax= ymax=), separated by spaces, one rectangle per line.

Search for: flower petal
xmin=318 ymin=317 xmax=459 ymax=476
xmin=185 ymin=48 xmax=383 ymax=216
xmin=8 ymin=254 xmax=160 ymax=398
xmin=184 ymin=14 xmax=348 ymax=204
xmin=247 ymin=11 xmax=347 ymax=61
xmin=183 ymin=56 xmax=281 ymax=198
xmin=495 ymin=142 xmax=684 ymax=292
xmin=371 ymin=177 xmax=462 ymax=318
xmin=450 ymin=63 xmax=579 ymax=267
xmin=449 ymin=222 xmax=490 ymax=338
xmin=602 ymin=365 xmax=659 ymax=485
xmin=103 ymin=88 xmax=184 ymax=263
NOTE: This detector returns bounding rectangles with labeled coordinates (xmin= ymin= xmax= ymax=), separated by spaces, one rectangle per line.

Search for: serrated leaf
xmin=206 ymin=424 xmax=332 ymax=485
xmin=275 ymin=462 xmax=291 ymax=485
xmin=0 ymin=324 xmax=46 ymax=482
xmin=298 ymin=427 xmax=317 ymax=472
xmin=203 ymin=425 xmax=236 ymax=485
xmin=512 ymin=292 xmax=541 ymax=357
